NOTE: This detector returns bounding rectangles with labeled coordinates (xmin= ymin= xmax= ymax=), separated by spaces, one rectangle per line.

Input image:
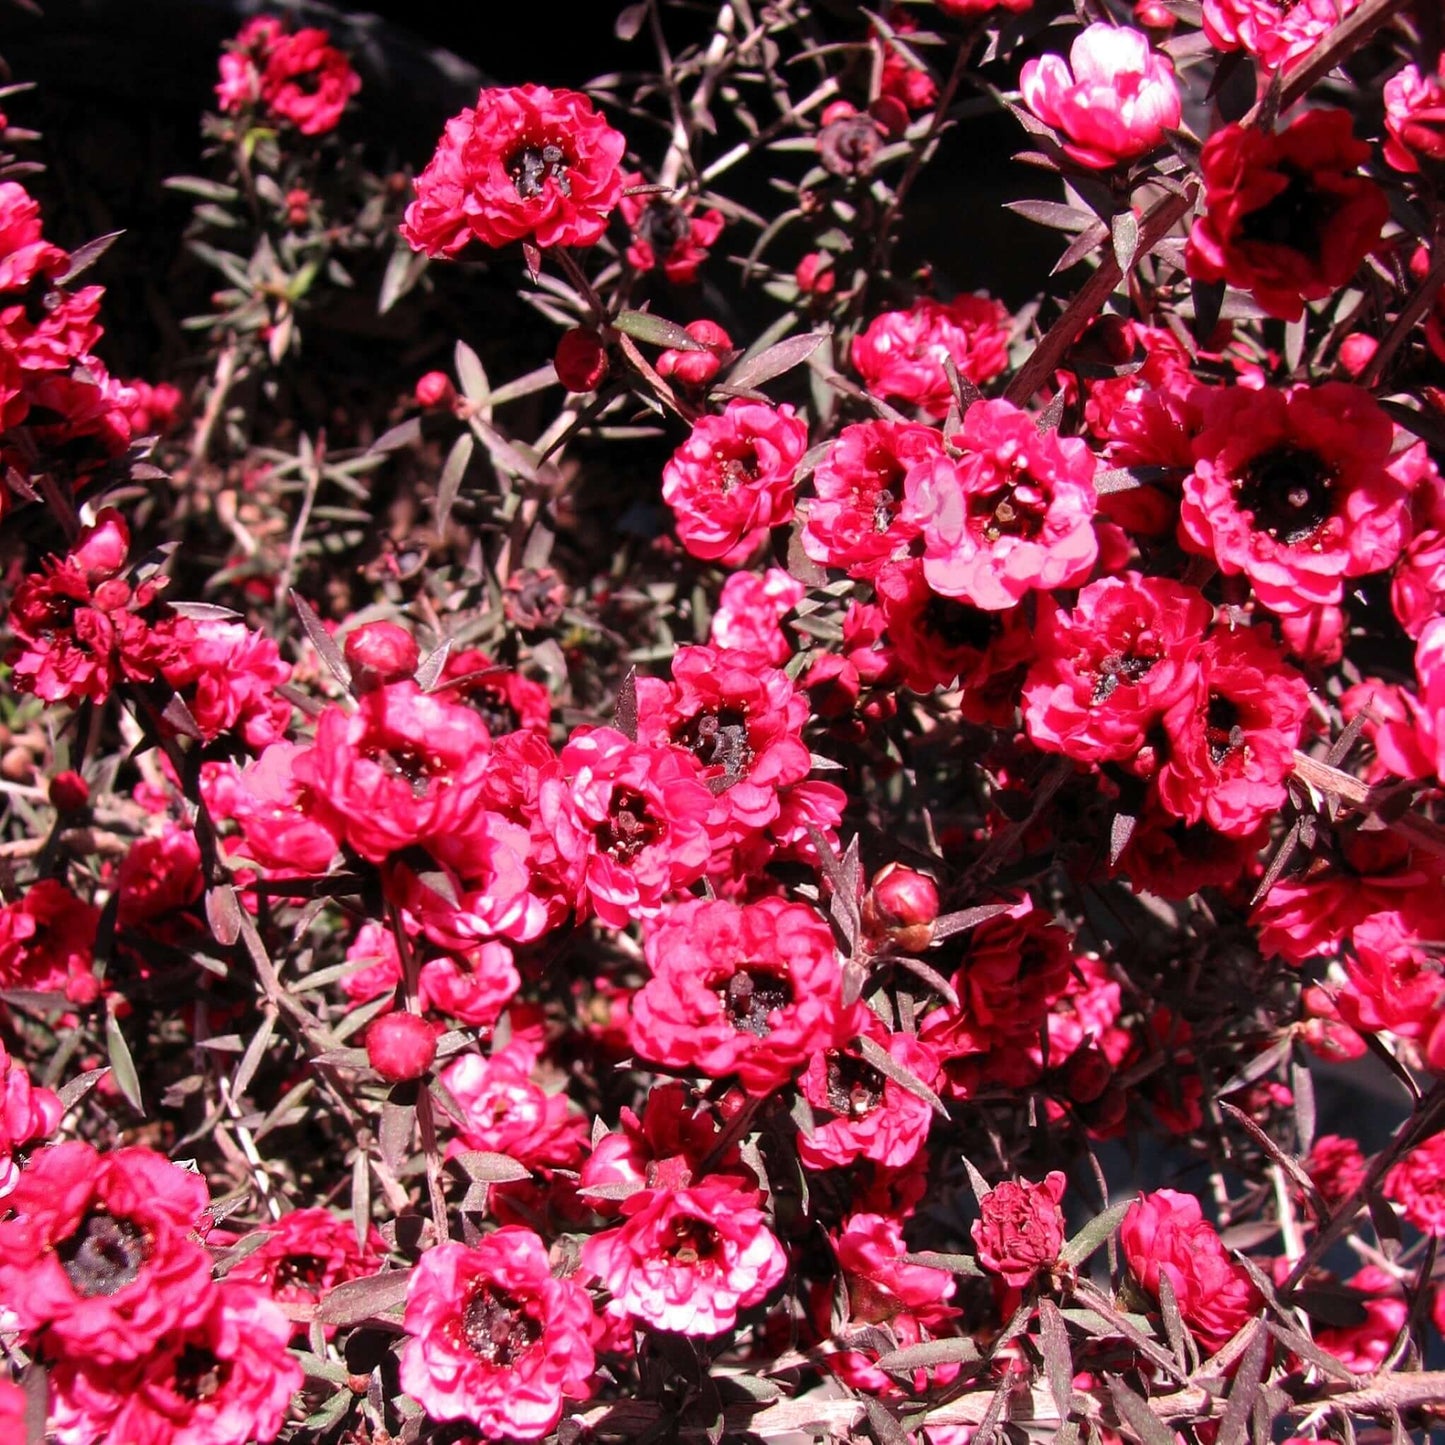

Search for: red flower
xmin=0 ymin=878 xmax=101 ymax=1004
xmin=401 ymin=86 xmax=626 ymax=256
xmin=442 ymin=1050 xmax=588 ymax=1172
xmin=295 ymin=681 xmax=492 ymax=864
xmin=1385 ymin=1132 xmax=1445 ymax=1235
xmin=850 ymin=296 xmax=1011 ymax=419
xmin=972 ymin=1172 xmax=1067 ymax=1287
xmin=661 ymin=400 xmax=807 ymax=565
xmin=1185 ymin=110 xmax=1387 ymax=322
xmin=400 ymin=1230 xmax=596 ymax=1439
xmin=1305 ymin=1134 xmax=1368 ymax=1207
xmin=618 ymin=175 xmax=726 ymax=285
xmin=1023 ymin=572 xmax=1212 ymax=769
xmin=1156 ymin=625 xmax=1311 ymax=838
xmin=1180 ymin=382 xmax=1406 ymax=618
xmin=802 ymin=420 xmax=942 ymax=579
xmin=628 ymin=896 xmax=859 ymax=1094
xmin=0 ymin=1142 xmax=215 ymax=1363
xmin=49 ymin=1280 xmax=301 ymax=1445
xmin=1203 ymin=0 xmax=1361 ymax=73
xmin=581 ymin=1178 xmax=786 ymax=1335
xmin=260 ymin=28 xmax=360 ymax=136
xmin=708 ymin=568 xmax=804 ymax=663
xmin=0 ymin=1040 xmax=61 ymax=1196
xmin=222 ymin=1206 xmax=382 ymax=1320
xmin=902 ymin=399 xmax=1098 ymax=610
xmin=1314 ymin=1267 xmax=1408 ymax=1374
xmin=1120 ymin=1189 xmax=1263 ymax=1352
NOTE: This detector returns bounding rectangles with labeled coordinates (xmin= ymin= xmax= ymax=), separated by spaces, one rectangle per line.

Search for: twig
xmin=274 ymin=431 xmax=325 ymax=621
xmin=1362 ymin=237 xmax=1445 ymax=389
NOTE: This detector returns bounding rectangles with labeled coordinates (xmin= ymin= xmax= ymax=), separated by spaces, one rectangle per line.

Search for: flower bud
xmin=285 ymin=187 xmax=312 ymax=227
xmin=1338 ymin=332 xmax=1378 ymax=378
xmin=554 ymin=327 xmax=610 ymax=393
xmin=366 ymin=1012 xmax=439 ymax=1083
xmin=656 ymin=319 xmax=733 ymax=389
xmin=49 ymin=771 xmax=90 ymax=815
xmin=795 ymin=252 xmax=836 ymax=296
xmin=72 ymin=508 xmax=130 ymax=582
xmin=344 ymin=622 xmax=419 ymax=692
xmin=414 ymin=370 xmax=456 ymax=409
xmin=861 ymin=862 xmax=940 ymax=952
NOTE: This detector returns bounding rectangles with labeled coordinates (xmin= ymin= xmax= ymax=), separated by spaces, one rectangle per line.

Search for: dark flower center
xmin=0 ymin=273 xmax=58 ymax=326
xmin=508 ymin=143 xmax=572 ymax=201
xmin=365 ymin=743 xmax=434 ymax=798
xmin=825 ymin=1051 xmax=885 ymax=1118
xmin=678 ymin=707 xmax=753 ymax=790
xmin=57 ymin=1210 xmax=150 ymax=1297
xmin=920 ymin=595 xmax=998 ymax=653
xmin=1237 ymin=163 xmax=1339 ymax=261
xmin=1205 ymin=694 xmax=1245 ymax=765
xmin=714 ymin=445 xmax=759 ymax=496
xmin=639 ymin=200 xmax=689 ymax=258
xmin=173 ymin=1344 xmax=229 ymax=1402
xmin=598 ymin=787 xmax=663 ymax=862
xmin=273 ymin=1252 xmax=329 ymax=1293
xmin=971 ymin=468 xmax=1049 ymax=543
xmin=470 ymin=688 xmax=521 ymax=738
xmin=1235 ymin=445 xmax=1335 ymax=545
xmin=719 ymin=967 xmax=793 ymax=1037
xmin=1092 ymin=649 xmax=1156 ymax=704
xmin=666 ymin=1214 xmax=720 ymax=1267
xmin=462 ymin=1286 xmax=541 ymax=1367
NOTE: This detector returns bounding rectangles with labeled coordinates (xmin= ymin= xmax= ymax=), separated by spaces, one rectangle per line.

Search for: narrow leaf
xmin=1107 ymin=1375 xmax=1177 ymax=1445
xmin=291 ymin=590 xmax=352 ymax=691
xmin=1216 ymin=1322 xmax=1268 ymax=1445
xmin=231 ymin=1012 xmax=275 ymax=1101
xmin=315 ymin=1269 xmax=412 ymax=1325
xmin=875 ymin=1337 xmax=981 ymax=1373
xmin=613 ymin=309 xmax=704 ymax=350
xmin=454 ymin=340 xmax=489 ymax=404
xmin=451 ymin=1150 xmax=532 ymax=1183
xmin=434 ymin=431 xmax=474 ymax=535
xmin=932 ymin=901 xmax=1014 ymax=942
xmin=1061 ymin=1199 xmax=1132 ymax=1267
xmin=56 ymin=1066 xmax=109 ymax=1112
xmin=856 ymin=1034 xmax=948 ymax=1118
xmin=1037 ymin=1299 xmax=1074 ymax=1422
xmin=614 ymin=668 xmax=639 ymax=742
xmin=1111 ymin=211 xmax=1140 ymax=274
xmin=720 ymin=330 xmax=829 ymax=393
xmin=105 ymin=1011 xmax=144 ymax=1113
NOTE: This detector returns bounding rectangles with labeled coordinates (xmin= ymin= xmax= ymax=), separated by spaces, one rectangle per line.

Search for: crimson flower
xmin=1185 ymin=109 xmax=1387 ymax=322
xmin=400 ymin=1231 xmax=596 ymax=1439
xmin=972 ymin=1173 xmax=1067 ymax=1287
xmin=402 ymin=86 xmax=625 ymax=256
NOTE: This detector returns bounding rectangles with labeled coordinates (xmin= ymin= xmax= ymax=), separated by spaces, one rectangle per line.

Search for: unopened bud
xmin=554 ymin=327 xmax=610 ymax=393
xmin=861 ymin=862 xmax=939 ymax=952
xmin=344 ymin=622 xmax=419 ymax=692
xmin=366 ymin=1012 xmax=439 ymax=1083
xmin=414 ymin=370 xmax=456 ymax=409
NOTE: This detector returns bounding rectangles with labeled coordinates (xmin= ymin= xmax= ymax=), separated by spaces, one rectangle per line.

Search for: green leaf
xmin=104 ymin=1011 xmax=143 ymax=1113
xmin=1060 ymin=1199 xmax=1131 ymax=1267
xmin=613 ymin=309 xmax=703 ymax=350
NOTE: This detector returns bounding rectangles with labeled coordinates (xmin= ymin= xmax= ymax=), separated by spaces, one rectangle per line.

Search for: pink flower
xmin=161 ymin=619 xmax=292 ymax=751
xmin=50 ymin=1281 xmax=301 ymax=1445
xmin=441 ymin=1051 xmax=588 ymax=1172
xmin=628 ymin=896 xmax=859 ymax=1094
xmin=1023 ymin=573 xmax=1212 ymax=769
xmin=834 ymin=1211 xmax=956 ymax=1326
xmin=1383 ymin=58 xmax=1445 ymax=173
xmin=619 ymin=175 xmax=726 ymax=285
xmin=539 ymin=725 xmax=715 ymax=927
xmin=295 ymin=681 xmax=492 ymax=864
xmin=1185 ymin=109 xmax=1387 ymax=323
xmin=0 ymin=1041 xmax=61 ymax=1196
xmin=1179 ymin=382 xmax=1406 ymax=617
xmin=708 ymin=568 xmax=804 ymax=663
xmin=850 ymin=296 xmax=1011 ymax=419
xmin=1156 ymin=625 xmax=1311 ymax=838
xmin=0 ymin=879 xmax=101 ymax=1004
xmin=661 ymin=400 xmax=807 ymax=564
xmin=1203 ymin=0 xmax=1361 ymax=73
xmin=260 ymin=27 xmax=360 ymax=136
xmin=798 ymin=1028 xmax=941 ymax=1170
xmin=802 ymin=420 xmax=943 ymax=578
xmin=402 ymin=86 xmax=626 ymax=256
xmin=972 ymin=1173 xmax=1067 ymax=1287
xmin=400 ymin=1231 xmax=596 ymax=1438
xmin=0 ymin=1142 xmax=215 ymax=1363
xmin=1120 ymin=1189 xmax=1263 ymax=1351
xmin=1020 ymin=24 xmax=1181 ymax=169
xmin=1314 ymin=1268 xmax=1409 ymax=1374
xmin=1305 ymin=1134 xmax=1368 ymax=1206
xmin=902 ymin=398 xmax=1098 ymax=610
xmin=1384 ymin=1132 xmax=1445 ymax=1235
xmin=221 ymin=1206 xmax=382 ymax=1321
xmin=581 ymin=1178 xmax=787 ymax=1335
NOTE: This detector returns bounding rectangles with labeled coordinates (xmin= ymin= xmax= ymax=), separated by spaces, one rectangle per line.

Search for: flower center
xmin=971 ymin=470 xmax=1048 ymax=541
xmin=825 ymin=1051 xmax=885 ymax=1118
xmin=714 ymin=445 xmax=759 ymax=496
xmin=639 ymin=200 xmax=689 ymax=257
xmin=920 ymin=595 xmax=998 ymax=653
xmin=273 ymin=1252 xmax=329 ymax=1293
xmin=666 ymin=1214 xmax=720 ymax=1267
xmin=365 ymin=743 xmax=436 ymax=799
xmin=1235 ymin=445 xmax=1334 ymax=544
xmin=507 ymin=143 xmax=572 ymax=201
xmin=719 ymin=967 xmax=793 ymax=1037
xmin=597 ymin=787 xmax=663 ymax=862
xmin=173 ymin=1343 xmax=230 ymax=1402
xmin=1238 ymin=164 xmax=1339 ymax=261
xmin=462 ymin=1286 xmax=541 ymax=1366
xmin=1092 ymin=649 xmax=1156 ymax=704
xmin=678 ymin=706 xmax=753 ymax=790
xmin=1205 ymin=694 xmax=1245 ymax=765
xmin=57 ymin=1209 xmax=150 ymax=1296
